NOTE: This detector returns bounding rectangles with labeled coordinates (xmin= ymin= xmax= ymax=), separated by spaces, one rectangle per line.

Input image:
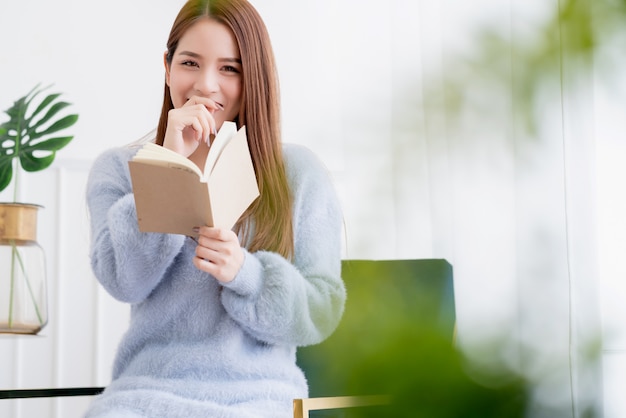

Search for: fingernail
xmin=192 ymin=227 xmax=200 ymax=233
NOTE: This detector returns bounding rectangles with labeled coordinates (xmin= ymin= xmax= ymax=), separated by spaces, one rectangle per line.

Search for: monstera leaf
xmin=0 ymin=84 xmax=78 ymax=193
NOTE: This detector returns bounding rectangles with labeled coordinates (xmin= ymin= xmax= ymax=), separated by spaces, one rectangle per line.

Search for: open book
xmin=128 ymin=122 xmax=259 ymax=236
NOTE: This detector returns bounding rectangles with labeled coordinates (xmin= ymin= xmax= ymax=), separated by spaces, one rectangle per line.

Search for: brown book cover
xmin=128 ymin=122 xmax=259 ymax=237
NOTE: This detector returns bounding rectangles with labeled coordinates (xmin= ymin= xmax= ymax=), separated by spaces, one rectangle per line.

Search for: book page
xmin=207 ymin=126 xmax=259 ymax=229
xmin=204 ymin=121 xmax=238 ymax=175
xmin=133 ymin=143 xmax=202 ymax=177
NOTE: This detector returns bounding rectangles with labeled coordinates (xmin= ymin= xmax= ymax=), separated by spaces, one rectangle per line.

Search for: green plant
xmin=0 ymin=84 xmax=77 ymax=334
xmin=0 ymin=84 xmax=78 ymax=201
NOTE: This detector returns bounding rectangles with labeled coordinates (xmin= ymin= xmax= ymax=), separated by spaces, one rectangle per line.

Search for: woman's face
xmin=165 ymin=18 xmax=242 ymax=130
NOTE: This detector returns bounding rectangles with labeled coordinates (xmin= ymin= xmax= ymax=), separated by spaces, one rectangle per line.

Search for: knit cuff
xmin=221 ymin=250 xmax=263 ymax=296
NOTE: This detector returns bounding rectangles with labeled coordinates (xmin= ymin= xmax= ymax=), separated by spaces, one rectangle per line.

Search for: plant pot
xmin=0 ymin=202 xmax=48 ymax=335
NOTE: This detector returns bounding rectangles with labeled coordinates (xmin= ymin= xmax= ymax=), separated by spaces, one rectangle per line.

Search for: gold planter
xmin=0 ymin=203 xmax=48 ymax=334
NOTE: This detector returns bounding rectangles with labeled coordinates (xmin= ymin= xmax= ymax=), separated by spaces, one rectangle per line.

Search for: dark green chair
xmin=294 ymin=259 xmax=456 ymax=418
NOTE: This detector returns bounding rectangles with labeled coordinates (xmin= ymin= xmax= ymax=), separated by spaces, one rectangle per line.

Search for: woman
xmin=84 ymin=0 xmax=345 ymax=416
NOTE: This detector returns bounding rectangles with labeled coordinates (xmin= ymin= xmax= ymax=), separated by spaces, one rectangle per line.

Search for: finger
xmin=194 ymin=108 xmax=212 ymax=143
xmin=180 ymin=105 xmax=212 ymax=143
xmin=197 ymin=226 xmax=232 ymax=242
xmin=189 ymin=119 xmax=205 ymax=142
xmin=187 ymin=95 xmax=223 ymax=113
xmin=195 ymin=246 xmax=230 ymax=271
xmin=193 ymin=255 xmax=214 ymax=273
xmin=169 ymin=107 xmax=207 ymax=138
xmin=195 ymin=244 xmax=218 ymax=262
xmin=190 ymin=104 xmax=214 ymax=141
xmin=178 ymin=112 xmax=207 ymax=143
xmin=197 ymin=238 xmax=233 ymax=259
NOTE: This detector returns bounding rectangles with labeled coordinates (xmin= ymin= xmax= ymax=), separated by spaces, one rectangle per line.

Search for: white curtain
xmin=414 ymin=0 xmax=603 ymax=415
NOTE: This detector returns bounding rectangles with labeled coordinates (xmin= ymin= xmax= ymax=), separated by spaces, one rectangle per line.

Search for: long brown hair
xmin=157 ymin=0 xmax=293 ymax=259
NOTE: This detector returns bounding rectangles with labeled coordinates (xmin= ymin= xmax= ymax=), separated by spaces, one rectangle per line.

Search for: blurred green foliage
xmin=343 ymin=329 xmax=528 ymax=418
xmin=305 ymin=291 xmax=530 ymax=418
xmin=299 ymin=261 xmax=530 ymax=417
xmin=430 ymin=0 xmax=626 ymax=136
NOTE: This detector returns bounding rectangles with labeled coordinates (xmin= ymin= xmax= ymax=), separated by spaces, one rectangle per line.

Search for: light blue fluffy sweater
xmin=84 ymin=142 xmax=345 ymax=418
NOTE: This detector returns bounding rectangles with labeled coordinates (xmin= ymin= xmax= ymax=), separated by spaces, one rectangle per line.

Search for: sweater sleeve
xmin=86 ymin=147 xmax=186 ymax=303
xmin=220 ymin=144 xmax=345 ymax=347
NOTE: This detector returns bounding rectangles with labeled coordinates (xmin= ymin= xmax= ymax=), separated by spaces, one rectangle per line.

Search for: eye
xmin=222 ymin=65 xmax=241 ymax=73
xmin=180 ymin=60 xmax=199 ymax=68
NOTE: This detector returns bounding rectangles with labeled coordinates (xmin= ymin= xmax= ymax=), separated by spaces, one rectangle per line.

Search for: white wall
xmin=0 ymin=0 xmax=623 ymax=417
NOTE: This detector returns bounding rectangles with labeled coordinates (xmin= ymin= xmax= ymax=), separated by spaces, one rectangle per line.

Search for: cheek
xmin=223 ymin=80 xmax=243 ymax=118
xmin=220 ymin=106 xmax=239 ymax=124
xmin=168 ymin=72 xmax=191 ymax=108
xmin=170 ymin=93 xmax=185 ymax=109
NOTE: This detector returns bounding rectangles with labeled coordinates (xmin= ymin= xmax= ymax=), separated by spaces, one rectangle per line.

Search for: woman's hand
xmin=193 ymin=226 xmax=244 ymax=283
xmin=163 ymin=96 xmax=223 ymax=157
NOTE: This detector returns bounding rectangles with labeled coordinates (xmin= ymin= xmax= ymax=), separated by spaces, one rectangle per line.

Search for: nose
xmin=194 ymin=68 xmax=219 ymax=95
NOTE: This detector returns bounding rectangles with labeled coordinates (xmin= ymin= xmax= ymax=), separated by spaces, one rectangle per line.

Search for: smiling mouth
xmin=184 ymin=98 xmax=224 ymax=111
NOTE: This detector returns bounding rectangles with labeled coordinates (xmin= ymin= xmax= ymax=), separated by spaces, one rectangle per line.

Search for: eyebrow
xmin=178 ymin=51 xmax=242 ymax=64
